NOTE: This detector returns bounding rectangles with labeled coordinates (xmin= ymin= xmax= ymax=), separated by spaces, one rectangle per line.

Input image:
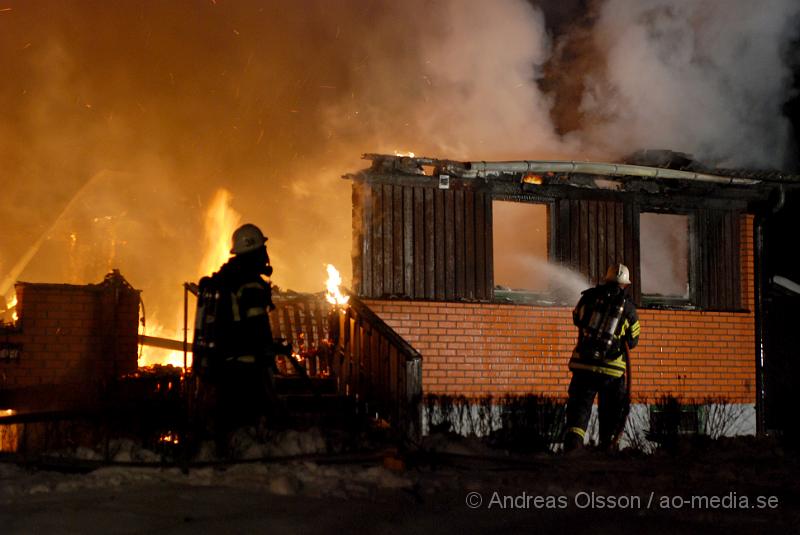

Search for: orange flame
xmin=522 ymin=173 xmax=543 ymax=185
xmin=139 ymin=188 xmax=242 ymax=368
xmin=3 ymin=293 xmax=18 ymax=324
xmin=138 ymin=320 xmax=186 ymax=368
xmin=199 ymin=188 xmax=242 ymax=278
xmin=158 ymin=431 xmax=180 ymax=445
xmin=325 ymin=264 xmax=349 ymax=306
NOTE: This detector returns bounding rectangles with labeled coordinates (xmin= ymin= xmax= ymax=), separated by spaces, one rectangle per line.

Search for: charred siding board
xmin=351 ymin=182 xmax=363 ymax=295
xmin=474 ymin=191 xmax=487 ymax=300
xmin=414 ymin=187 xmax=425 ymax=297
xmin=354 ymin=180 xmax=491 ymax=300
xmin=623 ymin=202 xmax=642 ymax=303
xmin=382 ymin=184 xmax=393 ymax=295
xmin=424 ymin=188 xmax=435 ymax=299
xmin=373 ymin=184 xmax=384 ymax=297
xmin=359 ymin=182 xmax=373 ymax=297
xmin=454 ymin=189 xmax=466 ymax=297
xmin=392 ymin=185 xmax=404 ymax=295
xmin=444 ymin=190 xmax=455 ymax=299
xmin=484 ymin=194 xmax=493 ymax=300
xmin=555 ymin=199 xmax=640 ymax=300
xmin=403 ymin=186 xmax=414 ymax=297
xmin=434 ymin=189 xmax=445 ymax=300
xmin=464 ymin=192 xmax=476 ymax=300
xmin=697 ymin=209 xmax=742 ymax=310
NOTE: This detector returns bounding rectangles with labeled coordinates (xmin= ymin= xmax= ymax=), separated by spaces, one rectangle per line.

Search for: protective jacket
xmin=214 ymin=251 xmax=275 ymax=367
xmin=568 ymin=283 xmax=640 ymax=378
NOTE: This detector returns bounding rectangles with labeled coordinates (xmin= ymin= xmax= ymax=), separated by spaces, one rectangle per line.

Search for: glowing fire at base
xmin=325 ymin=264 xmax=349 ymax=306
xmin=139 ymin=322 xmax=187 ymax=368
xmin=158 ymin=431 xmax=180 ymax=445
xmin=0 ymin=409 xmax=20 ymax=453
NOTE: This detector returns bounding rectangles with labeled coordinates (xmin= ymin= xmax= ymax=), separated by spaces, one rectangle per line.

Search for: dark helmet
xmin=230 ymin=223 xmax=267 ymax=255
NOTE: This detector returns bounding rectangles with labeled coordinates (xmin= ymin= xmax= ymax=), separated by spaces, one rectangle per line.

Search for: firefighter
xmin=196 ymin=223 xmax=279 ymax=450
xmin=564 ymin=263 xmax=640 ymax=452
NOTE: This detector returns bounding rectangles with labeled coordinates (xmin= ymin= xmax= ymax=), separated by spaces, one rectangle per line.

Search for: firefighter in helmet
xmin=564 ymin=263 xmax=640 ymax=452
xmin=194 ymin=223 xmax=278 ymax=449
xmin=221 ymin=223 xmax=276 ymax=366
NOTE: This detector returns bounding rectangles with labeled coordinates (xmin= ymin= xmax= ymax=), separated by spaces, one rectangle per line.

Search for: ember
xmin=158 ymin=432 xmax=180 ymax=445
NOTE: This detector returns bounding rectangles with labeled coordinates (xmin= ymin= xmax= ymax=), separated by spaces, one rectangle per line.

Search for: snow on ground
xmin=1 ymin=430 xmax=799 ymax=534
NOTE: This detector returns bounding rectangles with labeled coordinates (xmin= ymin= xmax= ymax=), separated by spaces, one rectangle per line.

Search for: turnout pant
xmin=198 ymin=360 xmax=279 ymax=450
xmin=565 ymin=370 xmax=627 ymax=448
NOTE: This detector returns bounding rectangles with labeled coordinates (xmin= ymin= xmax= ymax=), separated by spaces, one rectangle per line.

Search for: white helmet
xmin=605 ymin=263 xmax=631 ymax=285
xmin=230 ymin=223 xmax=267 ymax=255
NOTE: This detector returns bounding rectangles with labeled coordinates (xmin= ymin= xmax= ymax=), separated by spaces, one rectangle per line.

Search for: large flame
xmin=325 ymin=264 xmax=349 ymax=306
xmin=138 ymin=320 xmax=186 ymax=368
xmin=139 ymin=188 xmax=242 ymax=368
xmin=199 ymin=189 xmax=241 ymax=278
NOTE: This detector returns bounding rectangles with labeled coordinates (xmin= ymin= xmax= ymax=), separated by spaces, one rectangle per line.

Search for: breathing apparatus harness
xmin=578 ymin=284 xmax=628 ymax=361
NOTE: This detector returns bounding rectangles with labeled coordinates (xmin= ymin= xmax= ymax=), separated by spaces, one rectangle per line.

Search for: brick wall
xmin=0 ymin=272 xmax=140 ymax=409
xmin=365 ymin=216 xmax=755 ymax=403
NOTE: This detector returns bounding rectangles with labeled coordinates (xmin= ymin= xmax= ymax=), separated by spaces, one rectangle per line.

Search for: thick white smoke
xmin=323 ymin=0 xmax=572 ymax=160
xmin=573 ymin=0 xmax=800 ymax=167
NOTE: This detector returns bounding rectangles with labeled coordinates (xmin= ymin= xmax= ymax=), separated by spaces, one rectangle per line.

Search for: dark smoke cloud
xmin=1 ymin=0 xmax=798 ymax=334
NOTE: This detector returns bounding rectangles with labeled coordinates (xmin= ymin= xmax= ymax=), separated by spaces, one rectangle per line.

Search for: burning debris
xmin=325 ymin=264 xmax=350 ymax=307
xmin=0 ymin=292 xmax=19 ymax=327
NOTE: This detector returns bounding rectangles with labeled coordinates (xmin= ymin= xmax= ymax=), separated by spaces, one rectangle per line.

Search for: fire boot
xmin=563 ymin=431 xmax=584 ymax=453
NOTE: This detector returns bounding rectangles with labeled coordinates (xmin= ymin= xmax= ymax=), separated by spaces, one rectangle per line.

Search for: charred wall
xmin=352 ymin=178 xmax=493 ymax=301
xmin=352 ymin=175 xmax=745 ymax=310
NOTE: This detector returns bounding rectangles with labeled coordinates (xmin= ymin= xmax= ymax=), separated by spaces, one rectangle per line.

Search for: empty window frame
xmin=492 ymin=200 xmax=552 ymax=299
xmin=639 ymin=212 xmax=691 ymax=302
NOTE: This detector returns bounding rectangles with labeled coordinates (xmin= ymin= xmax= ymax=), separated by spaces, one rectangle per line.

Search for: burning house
xmin=2 ymin=149 xmax=797 ymax=450
xmin=344 ymin=152 xmax=800 ymax=440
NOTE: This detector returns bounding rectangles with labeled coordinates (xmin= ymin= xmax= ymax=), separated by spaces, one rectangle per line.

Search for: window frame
xmin=491 ymin=195 xmax=561 ymax=305
xmin=638 ymin=208 xmax=698 ymax=309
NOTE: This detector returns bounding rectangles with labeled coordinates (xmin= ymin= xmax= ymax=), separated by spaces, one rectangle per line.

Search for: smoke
xmin=639 ymin=212 xmax=689 ymax=297
xmin=0 ymin=0 xmax=798 ymax=336
xmin=322 ymin=0 xmax=572 ymax=160
xmin=550 ymin=0 xmax=800 ymax=167
xmin=493 ymin=200 xmax=590 ymax=302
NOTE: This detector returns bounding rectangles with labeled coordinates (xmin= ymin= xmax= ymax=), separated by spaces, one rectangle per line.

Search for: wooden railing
xmin=269 ymin=292 xmax=333 ymax=376
xmin=149 ymin=288 xmax=423 ymax=439
xmin=330 ymin=295 xmax=422 ymax=440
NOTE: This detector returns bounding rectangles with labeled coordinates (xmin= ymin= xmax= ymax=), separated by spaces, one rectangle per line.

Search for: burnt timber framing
xmin=346 ymin=153 xmax=800 ymax=310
